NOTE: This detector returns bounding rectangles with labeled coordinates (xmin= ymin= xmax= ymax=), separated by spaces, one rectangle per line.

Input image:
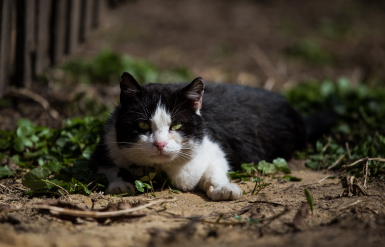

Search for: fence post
xmin=15 ymin=0 xmax=35 ymax=88
xmin=35 ymin=0 xmax=51 ymax=75
xmin=50 ymin=0 xmax=66 ymax=65
xmin=79 ymin=0 xmax=93 ymax=43
xmin=65 ymin=0 xmax=81 ymax=55
xmin=0 ymin=0 xmax=13 ymax=96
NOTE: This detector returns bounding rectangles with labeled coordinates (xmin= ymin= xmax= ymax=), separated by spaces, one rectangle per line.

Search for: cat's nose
xmin=154 ymin=141 xmax=167 ymax=151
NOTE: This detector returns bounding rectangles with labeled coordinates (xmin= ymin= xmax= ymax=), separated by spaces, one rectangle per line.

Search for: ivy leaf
xmin=82 ymin=145 xmax=95 ymax=160
xmin=257 ymin=161 xmax=276 ymax=175
xmin=143 ymin=183 xmax=151 ymax=189
xmin=149 ymin=172 xmax=157 ymax=180
xmin=0 ymin=166 xmax=13 ymax=178
xmin=42 ymin=161 xmax=64 ymax=173
xmin=135 ymin=180 xmax=145 ymax=192
xmin=273 ymin=158 xmax=291 ymax=174
xmin=22 ymin=167 xmax=51 ymax=190
xmin=13 ymin=137 xmax=25 ymax=152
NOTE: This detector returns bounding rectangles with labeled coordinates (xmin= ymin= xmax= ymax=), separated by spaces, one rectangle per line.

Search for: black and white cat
xmin=89 ymin=72 xmax=308 ymax=201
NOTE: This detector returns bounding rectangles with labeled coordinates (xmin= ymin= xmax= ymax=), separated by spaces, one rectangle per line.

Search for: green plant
xmin=0 ymin=118 xmax=106 ymax=196
xmin=304 ymin=188 xmax=314 ymax=219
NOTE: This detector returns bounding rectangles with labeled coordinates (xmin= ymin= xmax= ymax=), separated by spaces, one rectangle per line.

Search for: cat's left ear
xmin=182 ymin=77 xmax=205 ymax=110
xmin=120 ymin=72 xmax=141 ymax=95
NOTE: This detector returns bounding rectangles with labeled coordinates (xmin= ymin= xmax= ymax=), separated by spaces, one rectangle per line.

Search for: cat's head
xmin=113 ymin=72 xmax=205 ymax=165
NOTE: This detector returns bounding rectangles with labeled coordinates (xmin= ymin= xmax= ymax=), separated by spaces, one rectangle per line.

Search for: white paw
xmin=107 ymin=180 xmax=135 ymax=195
xmin=207 ymin=183 xmax=243 ymax=201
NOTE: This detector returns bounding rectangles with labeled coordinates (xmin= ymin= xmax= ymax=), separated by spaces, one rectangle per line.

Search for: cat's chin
xmin=150 ymin=153 xmax=174 ymax=163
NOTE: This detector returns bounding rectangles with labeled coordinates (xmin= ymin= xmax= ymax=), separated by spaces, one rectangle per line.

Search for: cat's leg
xmin=198 ymin=158 xmax=243 ymax=201
xmin=98 ymin=166 xmax=136 ymax=195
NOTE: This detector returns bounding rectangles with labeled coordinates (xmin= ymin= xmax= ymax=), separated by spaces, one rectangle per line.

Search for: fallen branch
xmin=31 ymin=197 xmax=176 ymax=219
xmin=343 ymin=157 xmax=385 ymax=168
xmin=5 ymin=86 xmax=60 ymax=119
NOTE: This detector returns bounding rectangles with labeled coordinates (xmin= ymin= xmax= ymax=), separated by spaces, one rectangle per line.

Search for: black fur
xmin=90 ymin=73 xmax=309 ymax=172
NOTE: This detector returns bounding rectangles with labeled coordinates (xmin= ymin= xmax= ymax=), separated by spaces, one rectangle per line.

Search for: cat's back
xmin=201 ymin=83 xmax=306 ymax=168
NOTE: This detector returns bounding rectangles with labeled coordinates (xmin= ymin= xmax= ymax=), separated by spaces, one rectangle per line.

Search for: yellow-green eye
xmin=171 ymin=123 xmax=182 ymax=130
xmin=138 ymin=122 xmax=150 ymax=130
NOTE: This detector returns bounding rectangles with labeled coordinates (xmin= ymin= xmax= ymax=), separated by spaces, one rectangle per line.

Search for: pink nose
xmin=154 ymin=141 xmax=167 ymax=151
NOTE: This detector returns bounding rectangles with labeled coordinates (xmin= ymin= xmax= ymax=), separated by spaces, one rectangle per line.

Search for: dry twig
xmin=328 ymin=154 xmax=346 ymax=170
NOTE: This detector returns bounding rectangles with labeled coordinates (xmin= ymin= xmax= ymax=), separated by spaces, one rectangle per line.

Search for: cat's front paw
xmin=207 ymin=183 xmax=243 ymax=201
xmin=107 ymin=181 xmax=135 ymax=195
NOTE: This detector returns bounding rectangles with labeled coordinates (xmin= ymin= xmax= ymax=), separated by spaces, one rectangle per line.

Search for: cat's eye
xmin=171 ymin=122 xmax=182 ymax=130
xmin=138 ymin=122 xmax=150 ymax=131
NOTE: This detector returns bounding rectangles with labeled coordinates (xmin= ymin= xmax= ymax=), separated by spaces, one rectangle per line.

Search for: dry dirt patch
xmin=1 ymin=167 xmax=384 ymax=247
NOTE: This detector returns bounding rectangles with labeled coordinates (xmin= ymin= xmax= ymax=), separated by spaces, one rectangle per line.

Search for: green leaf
xmin=251 ymin=177 xmax=262 ymax=182
xmin=22 ymin=167 xmax=51 ymax=190
xmin=149 ymin=172 xmax=157 ymax=180
xmin=304 ymin=188 xmax=314 ymax=213
xmin=234 ymin=215 xmax=243 ymax=221
xmin=141 ymin=176 xmax=150 ymax=182
xmin=257 ymin=161 xmax=276 ymax=175
xmin=16 ymin=125 xmax=35 ymax=137
xmin=306 ymin=160 xmax=319 ymax=170
xmin=13 ymin=137 xmax=25 ymax=152
xmin=42 ymin=161 xmax=64 ymax=172
xmin=135 ymin=180 xmax=145 ymax=192
xmin=0 ymin=166 xmax=13 ymax=178
xmin=82 ymin=145 xmax=95 ymax=160
xmin=282 ymin=175 xmax=302 ymax=181
xmin=151 ymin=193 xmax=157 ymax=197
xmin=273 ymin=158 xmax=291 ymax=174
xmin=143 ymin=183 xmax=151 ymax=189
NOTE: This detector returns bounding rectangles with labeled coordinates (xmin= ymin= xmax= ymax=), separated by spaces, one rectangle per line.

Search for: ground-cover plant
xmin=284 ymin=78 xmax=385 ymax=179
xmin=0 ymin=118 xmax=107 ymax=195
xmin=61 ymin=49 xmax=191 ymax=85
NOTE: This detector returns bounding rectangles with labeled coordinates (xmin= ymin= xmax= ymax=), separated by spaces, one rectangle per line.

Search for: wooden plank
xmin=91 ymin=0 xmax=101 ymax=29
xmin=35 ymin=0 xmax=51 ymax=75
xmin=0 ymin=0 xmax=13 ymax=96
xmin=65 ymin=0 xmax=81 ymax=55
xmin=15 ymin=0 xmax=35 ymax=88
xmin=79 ymin=0 xmax=93 ymax=43
xmin=50 ymin=0 xmax=66 ymax=65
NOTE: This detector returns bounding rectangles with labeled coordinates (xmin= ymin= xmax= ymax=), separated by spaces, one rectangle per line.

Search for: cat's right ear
xmin=120 ymin=72 xmax=141 ymax=95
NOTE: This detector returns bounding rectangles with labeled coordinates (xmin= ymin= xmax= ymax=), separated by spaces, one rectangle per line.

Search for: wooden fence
xmin=0 ymin=0 xmax=106 ymax=97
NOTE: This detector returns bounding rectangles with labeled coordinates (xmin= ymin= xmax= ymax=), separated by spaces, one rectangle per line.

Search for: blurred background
xmin=0 ymin=0 xmax=385 ymax=129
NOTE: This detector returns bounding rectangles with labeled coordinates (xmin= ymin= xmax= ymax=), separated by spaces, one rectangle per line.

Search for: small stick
xmin=318 ymin=176 xmax=331 ymax=184
xmin=362 ymin=158 xmax=369 ymax=188
xmin=322 ymin=140 xmax=331 ymax=153
xmin=345 ymin=142 xmax=352 ymax=159
xmin=328 ymin=154 xmax=346 ymax=170
xmin=338 ymin=200 xmax=361 ymax=211
xmin=43 ymin=180 xmax=70 ymax=195
xmin=86 ymin=179 xmax=100 ymax=188
xmin=343 ymin=157 xmax=385 ymax=168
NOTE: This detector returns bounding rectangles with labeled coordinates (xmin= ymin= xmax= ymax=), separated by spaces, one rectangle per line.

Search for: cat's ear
xmin=120 ymin=72 xmax=141 ymax=95
xmin=182 ymin=77 xmax=205 ymax=110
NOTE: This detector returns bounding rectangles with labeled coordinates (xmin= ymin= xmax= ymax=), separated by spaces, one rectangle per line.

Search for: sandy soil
xmin=1 ymin=161 xmax=384 ymax=247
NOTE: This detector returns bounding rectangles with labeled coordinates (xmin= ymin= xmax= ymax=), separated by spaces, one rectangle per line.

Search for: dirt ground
xmin=1 ymin=161 xmax=384 ymax=247
xmin=1 ymin=0 xmax=385 ymax=246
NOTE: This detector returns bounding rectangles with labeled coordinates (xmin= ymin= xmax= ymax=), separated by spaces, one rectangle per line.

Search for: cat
xmin=89 ymin=72 xmax=309 ymax=201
